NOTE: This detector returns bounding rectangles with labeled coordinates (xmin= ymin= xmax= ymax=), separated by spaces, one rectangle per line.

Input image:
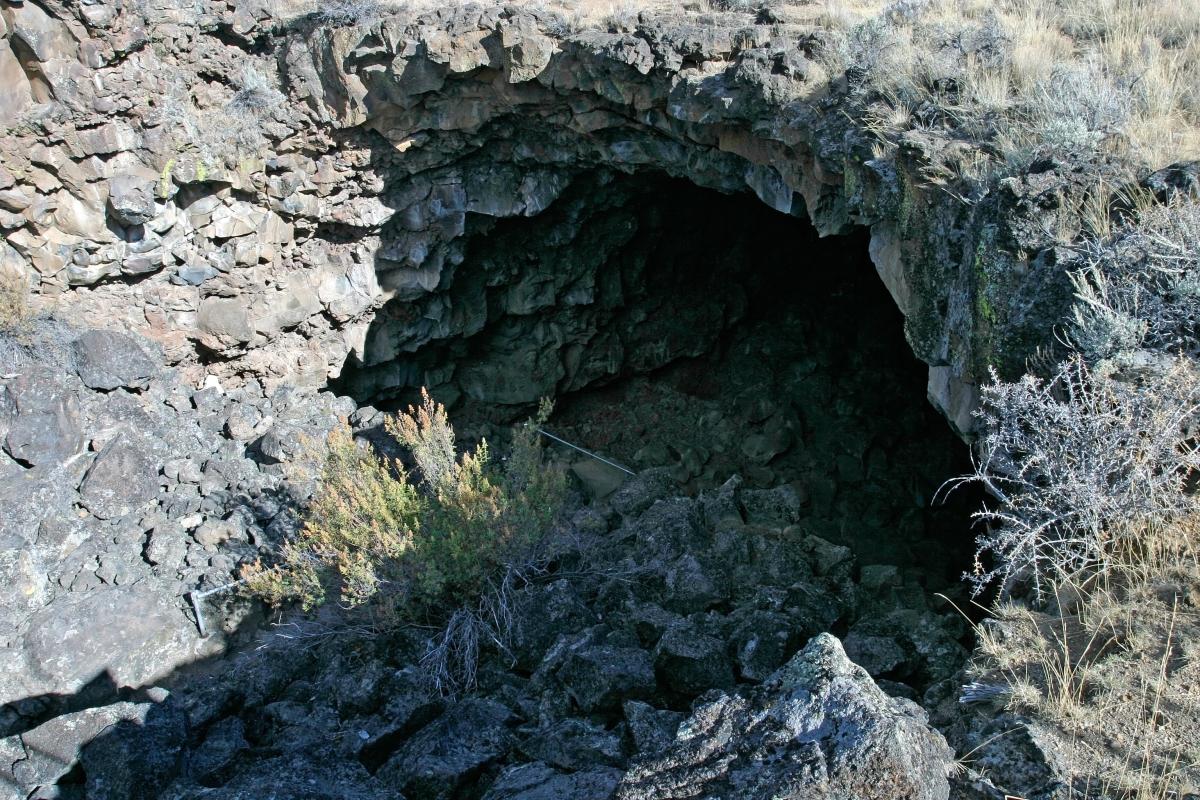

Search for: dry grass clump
xmin=0 ymin=268 xmax=33 ymax=334
xmin=243 ymin=389 xmax=566 ymax=690
xmin=1068 ymin=198 xmax=1200 ymax=362
xmin=966 ymin=558 xmax=1200 ymax=797
xmin=808 ymin=0 xmax=1200 ymax=173
xmin=155 ymin=66 xmax=284 ymax=170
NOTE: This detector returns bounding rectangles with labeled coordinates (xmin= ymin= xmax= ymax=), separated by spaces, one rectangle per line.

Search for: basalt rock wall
xmin=1 ymin=0 xmax=1085 ymax=435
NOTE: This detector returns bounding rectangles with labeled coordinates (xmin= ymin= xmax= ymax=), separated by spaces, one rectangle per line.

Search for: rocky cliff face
xmin=1 ymin=1 xmax=1104 ymax=797
xmin=1 ymin=0 xmax=1088 ymax=436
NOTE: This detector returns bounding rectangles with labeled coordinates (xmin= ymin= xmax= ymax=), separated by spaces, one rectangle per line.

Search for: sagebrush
xmin=1067 ymin=199 xmax=1200 ymax=361
xmin=243 ymin=390 xmax=566 ymax=689
xmin=818 ymin=0 xmax=1200 ymax=172
xmin=952 ymin=357 xmax=1200 ymax=600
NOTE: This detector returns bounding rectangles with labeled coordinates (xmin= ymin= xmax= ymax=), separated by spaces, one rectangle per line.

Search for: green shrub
xmin=243 ymin=389 xmax=566 ymax=627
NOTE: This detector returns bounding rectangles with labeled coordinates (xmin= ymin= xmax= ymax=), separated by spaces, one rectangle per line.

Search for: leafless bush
xmin=419 ymin=563 xmax=538 ymax=694
xmin=227 ymin=66 xmax=285 ymax=117
xmin=1067 ymin=199 xmax=1200 ymax=361
xmin=949 ymin=356 xmax=1200 ymax=599
xmin=314 ymin=0 xmax=386 ymax=26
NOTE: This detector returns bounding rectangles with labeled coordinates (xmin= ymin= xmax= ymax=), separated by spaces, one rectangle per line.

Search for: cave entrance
xmin=334 ymin=169 xmax=980 ymax=593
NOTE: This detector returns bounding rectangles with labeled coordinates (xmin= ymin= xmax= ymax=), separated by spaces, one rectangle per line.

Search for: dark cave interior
xmin=333 ymin=169 xmax=983 ymax=596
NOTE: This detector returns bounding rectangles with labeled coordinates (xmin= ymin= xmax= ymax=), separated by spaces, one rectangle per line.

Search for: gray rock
xmin=257 ymin=421 xmax=306 ymax=463
xmin=193 ymin=519 xmax=239 ymax=548
xmin=72 ymin=329 xmax=158 ymax=391
xmin=161 ymin=755 xmax=382 ymax=800
xmin=739 ymin=483 xmax=805 ymax=526
xmin=610 ymin=469 xmax=676 ymax=517
xmin=482 ymin=762 xmax=623 ymax=800
xmin=616 ymin=633 xmax=955 ymax=800
xmin=376 ymin=698 xmax=515 ymax=798
xmin=107 ymin=172 xmax=157 ymax=226
xmin=519 ymin=718 xmax=624 ymax=770
xmin=79 ymin=435 xmax=159 ymax=519
xmin=81 ymin=692 xmax=187 ymax=799
xmin=2 ymin=372 xmax=84 ymax=467
xmin=173 ymin=261 xmax=219 ymax=286
xmin=224 ymin=402 xmax=265 ymax=440
xmin=843 ymin=631 xmax=907 ymax=677
xmin=557 ymin=645 xmax=656 ymax=713
xmin=730 ymin=609 xmax=798 ymax=682
xmin=803 ymin=535 xmax=853 ymax=577
xmin=571 ymin=458 xmax=627 ymax=500
xmin=623 ymin=700 xmax=684 ymax=756
xmin=739 ymin=427 xmax=791 ymax=466
xmin=511 ymin=581 xmax=598 ymax=670
xmin=2 ymin=701 xmax=156 ymax=793
xmin=189 ymin=716 xmax=249 ymax=781
xmin=21 ymin=585 xmax=195 ymax=700
xmin=653 ymin=623 xmax=734 ymax=695
xmin=144 ymin=524 xmax=188 ymax=568
xmin=662 ymin=552 xmax=726 ymax=614
xmin=1142 ymin=160 xmax=1200 ymax=203
xmin=0 ymin=532 xmax=48 ymax=618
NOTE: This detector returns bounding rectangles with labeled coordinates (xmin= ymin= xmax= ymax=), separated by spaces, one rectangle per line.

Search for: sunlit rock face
xmin=2 ymin=2 xmax=1086 ymax=436
xmin=0 ymin=5 xmax=1033 ymax=798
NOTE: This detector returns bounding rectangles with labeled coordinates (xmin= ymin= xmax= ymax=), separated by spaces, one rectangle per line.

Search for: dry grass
xmin=0 ymin=268 xmax=33 ymax=334
xmin=796 ymin=0 xmax=1200 ymax=172
xmin=967 ymin=550 xmax=1200 ymax=798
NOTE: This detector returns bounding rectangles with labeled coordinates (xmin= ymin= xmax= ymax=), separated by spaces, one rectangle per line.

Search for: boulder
xmin=653 ymin=623 xmax=735 ymax=695
xmin=609 ymin=468 xmax=676 ymax=517
xmin=79 ymin=434 xmax=159 ymax=519
xmin=519 ymin=718 xmax=624 ymax=770
xmin=20 ymin=585 xmax=195 ymax=700
xmin=623 ymin=700 xmax=684 ymax=756
xmin=224 ymin=402 xmax=265 ymax=440
xmin=81 ymin=692 xmax=187 ymax=799
xmin=2 ymin=372 xmax=83 ymax=467
xmin=107 ymin=171 xmax=158 ymax=226
xmin=187 ymin=716 xmax=249 ymax=782
xmin=143 ymin=524 xmax=188 ymax=569
xmin=1142 ymin=160 xmax=1200 ymax=203
xmin=2 ymin=700 xmax=164 ymax=793
xmin=376 ymin=698 xmax=515 ymax=798
xmin=571 ymin=458 xmax=627 ymax=499
xmin=557 ymin=644 xmax=656 ymax=713
xmin=616 ymin=633 xmax=956 ymax=800
xmin=482 ymin=762 xmax=623 ymax=800
xmin=72 ymin=329 xmax=158 ymax=391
